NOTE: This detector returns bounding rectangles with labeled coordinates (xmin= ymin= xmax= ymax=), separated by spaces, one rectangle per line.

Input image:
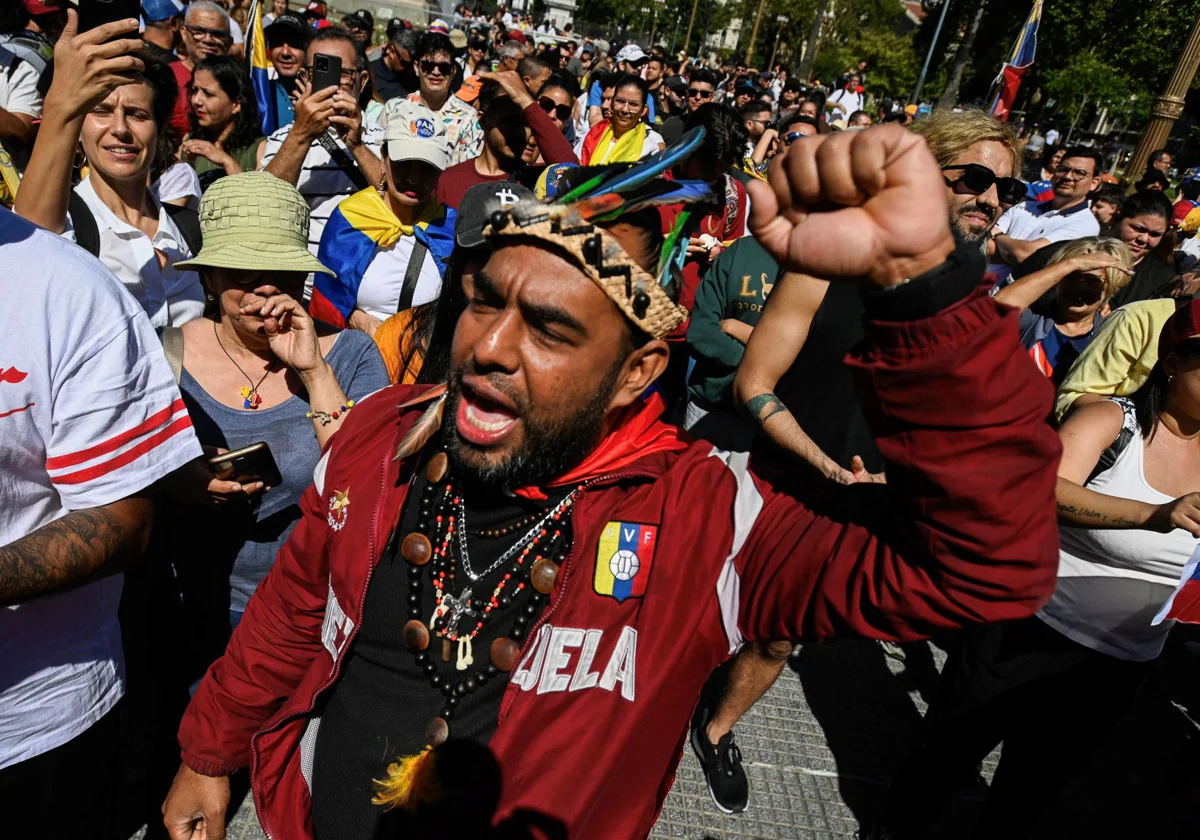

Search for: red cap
xmin=507 ymin=29 xmax=527 ymax=44
xmin=305 ymin=0 xmax=327 ymax=17
xmin=1158 ymin=299 xmax=1200 ymax=360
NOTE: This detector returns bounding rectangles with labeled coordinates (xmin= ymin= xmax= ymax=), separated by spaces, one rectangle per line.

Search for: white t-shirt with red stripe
xmin=0 ymin=208 xmax=201 ymax=769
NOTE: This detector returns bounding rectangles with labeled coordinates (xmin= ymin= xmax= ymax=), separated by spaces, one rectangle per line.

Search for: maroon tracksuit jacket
xmin=178 ymin=258 xmax=1061 ymax=840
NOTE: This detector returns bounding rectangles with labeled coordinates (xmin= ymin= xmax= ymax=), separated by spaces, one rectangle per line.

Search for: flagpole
xmin=912 ymin=0 xmax=951 ymax=105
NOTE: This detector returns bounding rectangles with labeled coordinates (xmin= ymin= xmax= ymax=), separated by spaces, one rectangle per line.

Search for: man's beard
xmin=442 ymin=359 xmax=626 ymax=489
xmin=950 ymin=201 xmax=997 ymax=245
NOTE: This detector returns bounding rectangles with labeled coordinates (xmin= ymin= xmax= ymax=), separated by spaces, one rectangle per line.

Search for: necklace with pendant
xmin=214 ymin=321 xmax=273 ymax=408
xmin=395 ymin=450 xmax=575 ymax=747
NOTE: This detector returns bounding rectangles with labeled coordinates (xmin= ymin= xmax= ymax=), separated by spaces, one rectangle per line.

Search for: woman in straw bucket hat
xmin=161 ymin=171 xmax=388 ymax=663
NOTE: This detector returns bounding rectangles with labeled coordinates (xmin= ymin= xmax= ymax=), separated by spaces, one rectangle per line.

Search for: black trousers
xmin=0 ymin=701 xmax=121 ymax=839
xmin=885 ymin=617 xmax=1152 ymax=840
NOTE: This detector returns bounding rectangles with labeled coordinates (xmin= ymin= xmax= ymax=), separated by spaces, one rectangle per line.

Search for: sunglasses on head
xmin=419 ymin=59 xmax=455 ymax=76
xmin=687 ymin=87 xmax=714 ymax=100
xmin=941 ymin=164 xmax=1027 ymax=206
xmin=539 ymin=97 xmax=572 ymax=122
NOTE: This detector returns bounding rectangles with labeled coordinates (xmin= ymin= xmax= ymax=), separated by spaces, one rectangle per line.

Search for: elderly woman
xmin=162 ymin=171 xmax=388 ymax=665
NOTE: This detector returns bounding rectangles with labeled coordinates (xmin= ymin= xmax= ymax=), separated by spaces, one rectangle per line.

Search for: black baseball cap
xmin=456 ymin=182 xmax=537 ymax=248
xmin=664 ymin=75 xmax=687 ymax=94
xmin=265 ymin=11 xmax=311 ymax=46
xmin=342 ymin=9 xmax=374 ymax=32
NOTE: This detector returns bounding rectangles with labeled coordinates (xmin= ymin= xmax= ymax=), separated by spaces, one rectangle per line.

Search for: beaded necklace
xmin=397 ymin=450 xmax=575 ymax=746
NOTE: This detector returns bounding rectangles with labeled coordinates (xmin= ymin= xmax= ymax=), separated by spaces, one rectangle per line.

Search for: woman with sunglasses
xmin=885 ymin=299 xmax=1200 ymax=840
xmin=460 ymin=33 xmax=489 ymax=76
xmin=435 ymin=72 xmax=576 ymax=209
xmin=182 ymin=55 xmax=267 ymax=185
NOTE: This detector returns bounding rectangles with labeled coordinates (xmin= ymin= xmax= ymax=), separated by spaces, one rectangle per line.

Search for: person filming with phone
xmin=262 ymin=26 xmax=383 ymax=258
xmin=161 ymin=171 xmax=388 ymax=674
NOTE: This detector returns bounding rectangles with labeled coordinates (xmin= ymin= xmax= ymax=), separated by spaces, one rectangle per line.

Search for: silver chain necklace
xmin=455 ymin=490 xmax=579 ymax=582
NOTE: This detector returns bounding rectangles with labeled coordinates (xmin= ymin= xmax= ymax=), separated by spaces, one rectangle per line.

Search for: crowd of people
xmin=2 ymin=1 xmax=1200 ymax=839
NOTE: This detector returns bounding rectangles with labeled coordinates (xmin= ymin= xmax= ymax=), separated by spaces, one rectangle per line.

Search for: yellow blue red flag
xmin=594 ymin=521 xmax=657 ymax=603
xmin=247 ymin=0 xmax=277 ymax=135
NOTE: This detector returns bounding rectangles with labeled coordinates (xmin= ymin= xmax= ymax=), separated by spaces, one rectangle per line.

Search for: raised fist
xmin=747 ymin=125 xmax=955 ymax=288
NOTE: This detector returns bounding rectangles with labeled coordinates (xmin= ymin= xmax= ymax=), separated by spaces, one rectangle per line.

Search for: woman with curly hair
xmin=182 ymin=54 xmax=266 ymax=184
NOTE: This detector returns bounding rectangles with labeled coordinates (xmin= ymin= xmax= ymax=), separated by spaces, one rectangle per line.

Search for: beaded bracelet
xmin=306 ymin=400 xmax=354 ymax=426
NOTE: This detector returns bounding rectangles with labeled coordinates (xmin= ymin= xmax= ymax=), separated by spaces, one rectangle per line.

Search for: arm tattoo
xmin=0 ymin=506 xmax=134 ymax=606
xmin=1056 ymin=503 xmax=1138 ymax=528
xmin=744 ymin=392 xmax=790 ymax=424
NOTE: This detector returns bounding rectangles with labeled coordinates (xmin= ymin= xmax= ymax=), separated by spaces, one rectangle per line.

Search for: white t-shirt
xmin=230 ymin=16 xmax=244 ymax=45
xmin=0 ymin=47 xmax=43 ymax=120
xmin=0 ymin=208 xmax=202 ymax=769
xmin=826 ymin=87 xmax=863 ymax=117
xmin=989 ymin=198 xmax=1101 ymax=284
xmin=1038 ymin=400 xmax=1194 ymax=661
xmin=63 ymin=177 xmax=206 ymax=329
xmin=154 ymin=161 xmax=203 ymax=211
xmin=355 ymin=236 xmax=444 ymax=321
xmin=1045 ymin=128 xmax=1060 ymax=145
xmin=259 ymin=124 xmax=386 ymax=256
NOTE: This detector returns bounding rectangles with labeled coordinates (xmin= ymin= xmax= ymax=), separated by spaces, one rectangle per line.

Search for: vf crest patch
xmin=594 ymin=521 xmax=657 ymax=603
xmin=327 ymin=488 xmax=350 ymax=531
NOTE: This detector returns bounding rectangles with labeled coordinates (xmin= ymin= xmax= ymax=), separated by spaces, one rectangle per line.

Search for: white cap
xmin=382 ymin=100 xmax=450 ymax=170
xmin=615 ymin=44 xmax=648 ymax=64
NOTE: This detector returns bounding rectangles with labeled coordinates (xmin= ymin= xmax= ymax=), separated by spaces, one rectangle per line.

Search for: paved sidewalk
xmin=150 ymin=635 xmax=1200 ymax=840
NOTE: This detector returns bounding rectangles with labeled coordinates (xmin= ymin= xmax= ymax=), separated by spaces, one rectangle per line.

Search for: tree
xmin=936 ymin=0 xmax=987 ymax=110
xmin=1044 ymin=52 xmax=1134 ymax=143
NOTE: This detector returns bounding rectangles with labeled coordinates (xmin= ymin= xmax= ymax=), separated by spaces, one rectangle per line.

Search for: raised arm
xmin=265 ymin=80 xmax=337 ymax=186
xmin=733 ymin=271 xmax=869 ymax=483
xmin=0 ymin=495 xmax=151 ymax=607
xmin=13 ymin=13 xmax=144 ymax=233
xmin=994 ymin=251 xmax=1131 ymax=311
xmin=734 ymin=126 xmax=1062 ymax=642
xmin=991 ymin=233 xmax=1050 ymax=267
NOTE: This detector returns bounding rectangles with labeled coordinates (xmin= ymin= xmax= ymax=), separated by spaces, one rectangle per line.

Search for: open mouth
xmin=103 ymin=145 xmax=139 ymax=162
xmin=456 ymin=381 xmax=520 ymax=446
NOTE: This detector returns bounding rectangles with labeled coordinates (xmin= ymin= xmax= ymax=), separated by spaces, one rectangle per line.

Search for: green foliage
xmin=1044 ymin=51 xmax=1133 ymax=129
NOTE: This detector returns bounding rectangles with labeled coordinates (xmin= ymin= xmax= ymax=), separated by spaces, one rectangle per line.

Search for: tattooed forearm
xmin=0 ymin=497 xmax=152 ymax=606
xmin=1056 ymin=503 xmax=1139 ymax=528
xmin=744 ymin=392 xmax=789 ymax=425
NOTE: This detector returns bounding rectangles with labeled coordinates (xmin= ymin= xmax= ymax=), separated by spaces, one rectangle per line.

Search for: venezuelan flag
xmin=247 ymin=0 xmax=277 ymax=136
xmin=988 ymin=0 xmax=1042 ymax=120
xmin=594 ymin=521 xmax=657 ymax=603
xmin=311 ymin=187 xmax=455 ymax=327
xmin=1154 ymin=545 xmax=1200 ymax=626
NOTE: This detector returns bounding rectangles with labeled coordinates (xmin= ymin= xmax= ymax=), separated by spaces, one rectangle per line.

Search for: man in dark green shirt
xmin=684 ymin=236 xmax=779 ymax=449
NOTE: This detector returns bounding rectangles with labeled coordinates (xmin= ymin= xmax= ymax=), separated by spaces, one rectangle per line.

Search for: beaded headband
xmin=484 ymin=202 xmax=689 ymax=340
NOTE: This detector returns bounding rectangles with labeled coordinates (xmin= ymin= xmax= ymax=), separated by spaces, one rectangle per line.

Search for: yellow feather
xmin=371 ymin=747 xmax=441 ymax=811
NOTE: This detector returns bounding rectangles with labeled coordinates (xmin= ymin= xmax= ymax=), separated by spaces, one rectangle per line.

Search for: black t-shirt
xmin=311 ymin=468 xmax=569 ymax=839
xmin=771 ymin=281 xmax=883 ymax=473
xmin=369 ymin=55 xmax=413 ymax=102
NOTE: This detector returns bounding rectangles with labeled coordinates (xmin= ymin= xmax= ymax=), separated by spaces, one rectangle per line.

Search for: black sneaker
xmin=690 ymin=708 xmax=749 ymax=814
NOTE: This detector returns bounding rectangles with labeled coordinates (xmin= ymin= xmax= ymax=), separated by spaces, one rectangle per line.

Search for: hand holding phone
xmin=208 ymin=442 xmax=283 ymax=488
xmin=311 ymin=53 xmax=344 ymax=94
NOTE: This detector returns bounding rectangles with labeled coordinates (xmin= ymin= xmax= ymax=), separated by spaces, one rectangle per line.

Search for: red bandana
xmin=514 ymin=393 xmax=689 ymax=500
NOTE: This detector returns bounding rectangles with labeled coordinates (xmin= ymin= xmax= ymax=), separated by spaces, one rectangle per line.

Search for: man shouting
xmin=164 ymin=126 xmax=1061 ymax=840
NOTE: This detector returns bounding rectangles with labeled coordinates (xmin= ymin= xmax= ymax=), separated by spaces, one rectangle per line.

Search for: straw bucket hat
xmin=175 ymin=171 xmax=334 ymax=276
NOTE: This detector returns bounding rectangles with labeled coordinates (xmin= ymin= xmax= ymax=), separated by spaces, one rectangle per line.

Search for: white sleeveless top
xmin=1038 ymin=399 xmax=1197 ymax=661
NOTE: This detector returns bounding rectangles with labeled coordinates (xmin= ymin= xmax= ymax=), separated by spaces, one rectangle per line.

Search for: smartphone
xmin=208 ymin=442 xmax=283 ymax=488
xmin=78 ymin=0 xmax=142 ymax=33
xmin=311 ymin=53 xmax=343 ymax=93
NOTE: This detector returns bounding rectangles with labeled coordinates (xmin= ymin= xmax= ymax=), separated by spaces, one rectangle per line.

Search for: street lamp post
xmin=768 ymin=14 xmax=788 ymax=70
xmin=1127 ymin=13 xmax=1200 ymax=180
xmin=745 ymin=0 xmax=768 ymax=66
xmin=641 ymin=6 xmax=651 ymax=44
xmin=912 ymin=0 xmax=951 ymax=105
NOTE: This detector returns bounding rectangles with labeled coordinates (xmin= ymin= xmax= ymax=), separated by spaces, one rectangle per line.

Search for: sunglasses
xmin=941 ymin=164 xmax=1027 ymax=206
xmin=539 ymin=97 xmax=572 ymax=122
xmin=419 ymin=60 xmax=455 ymax=76
xmin=687 ymin=88 xmax=714 ymax=100
xmin=784 ymin=130 xmax=808 ymax=145
xmin=185 ymin=24 xmax=231 ymax=42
